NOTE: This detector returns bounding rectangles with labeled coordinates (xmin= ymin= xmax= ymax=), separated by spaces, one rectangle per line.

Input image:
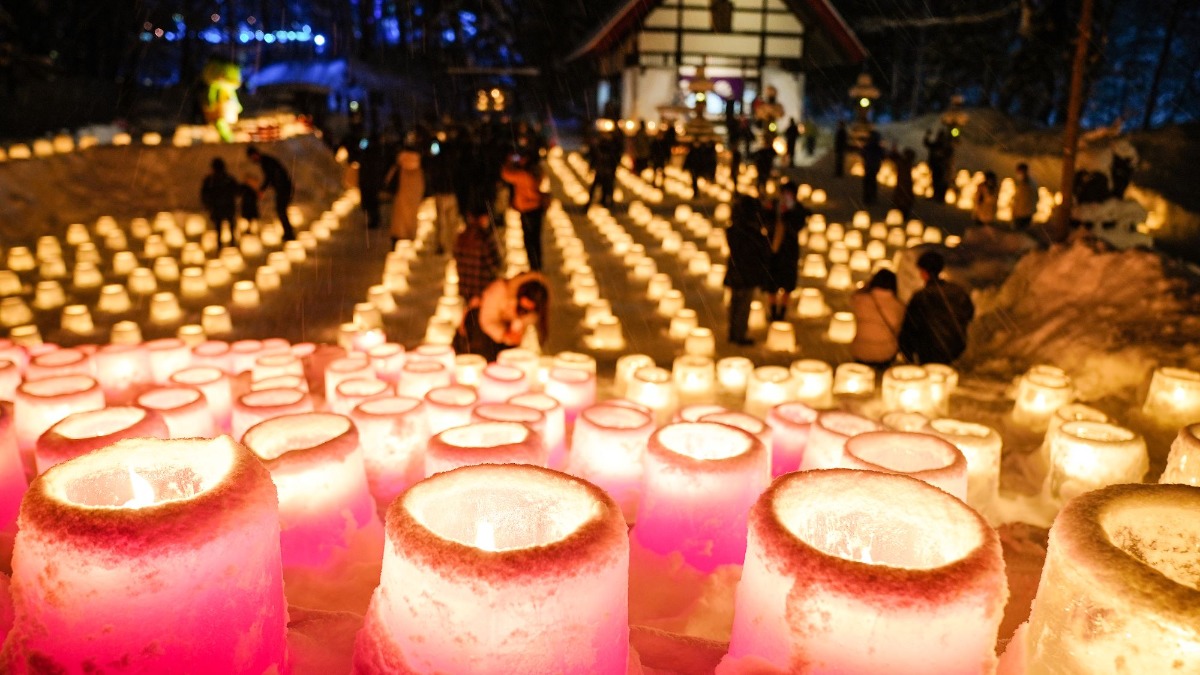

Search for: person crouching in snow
xmin=201 ymin=158 xmax=240 ymax=246
xmin=455 ymin=272 xmax=550 ymax=362
xmin=898 ymin=251 xmax=975 ymax=365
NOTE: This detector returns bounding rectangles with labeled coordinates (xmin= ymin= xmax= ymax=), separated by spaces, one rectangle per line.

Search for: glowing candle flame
xmin=122 ymin=468 xmax=155 ymax=508
xmin=475 ymin=520 xmax=496 ymax=551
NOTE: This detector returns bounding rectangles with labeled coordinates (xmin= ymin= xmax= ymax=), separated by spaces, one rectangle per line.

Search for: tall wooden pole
xmin=1058 ymin=0 xmax=1095 ymax=231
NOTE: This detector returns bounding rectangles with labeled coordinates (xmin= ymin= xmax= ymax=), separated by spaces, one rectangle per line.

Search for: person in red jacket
xmin=500 ymin=155 xmax=547 ymax=271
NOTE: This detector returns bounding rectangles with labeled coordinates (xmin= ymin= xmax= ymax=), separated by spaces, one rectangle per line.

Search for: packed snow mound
xmin=962 ymin=241 xmax=1200 ymax=402
xmin=0 ymin=135 xmax=344 ymax=245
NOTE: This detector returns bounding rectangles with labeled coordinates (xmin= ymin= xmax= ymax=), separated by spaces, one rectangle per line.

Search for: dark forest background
xmin=1 ymin=0 xmax=1198 ymax=137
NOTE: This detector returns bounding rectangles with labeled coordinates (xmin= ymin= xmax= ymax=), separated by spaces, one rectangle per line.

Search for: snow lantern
xmin=169 ymin=366 xmax=231 ymax=432
xmin=1160 ymin=424 xmax=1200 ymax=486
xmin=424 ymin=422 xmax=544 ymax=477
xmin=1012 ymin=366 xmax=1074 ymax=432
xmin=613 ymin=354 xmax=654 ymax=398
xmin=569 ymin=403 xmax=656 ymax=521
xmin=725 ymin=469 xmax=1007 ymax=674
xmin=421 ymin=384 xmax=476 ymax=435
xmin=671 ymin=355 xmax=716 ymax=401
xmin=882 ymin=365 xmax=934 ymax=414
xmin=136 ymin=385 xmax=214 ymax=438
xmin=478 ymin=363 xmax=530 ymax=404
xmin=544 ymin=367 xmax=596 ymax=423
xmin=507 ymin=393 xmax=567 ymax=470
xmin=827 ymin=311 xmax=856 ymax=344
xmin=717 ymin=356 xmax=755 ymax=396
xmin=790 ymin=359 xmax=834 ymax=408
xmin=350 ymin=396 xmax=429 ymax=513
xmin=354 ymin=464 xmax=629 ymax=674
xmin=36 ymin=406 xmax=169 ymax=475
xmin=1047 ymin=421 xmax=1148 ymax=503
xmin=925 ymin=363 xmax=959 ymax=415
xmin=1000 ymin=483 xmax=1200 ymax=674
xmin=60 ymin=304 xmax=94 ymax=334
xmin=231 ymin=387 xmax=313 ymax=441
xmin=4 ymin=437 xmax=288 ymax=673
xmin=796 ymin=287 xmax=827 ymax=319
xmin=31 ymin=281 xmax=65 ymax=311
xmin=200 ymin=305 xmax=232 ymax=335
xmin=332 ymin=377 xmax=391 ymax=416
xmin=93 ymin=343 xmax=151 ymax=401
xmin=765 ymin=401 xmax=819 ymax=476
xmin=833 ymin=362 xmax=876 ymax=396
xmin=841 ymin=431 xmax=969 ymax=500
xmin=927 ymin=419 xmax=1003 ymax=516
xmin=668 ymin=309 xmax=699 ymax=341
xmin=745 ymin=366 xmax=792 ymax=419
xmin=1142 ymin=366 xmax=1200 ymax=428
xmin=626 ymin=366 xmax=677 ymax=425
xmin=0 ymin=403 xmax=24 ymax=572
xmin=684 ymin=327 xmax=716 ymax=357
xmin=764 ymin=322 xmax=797 ymax=353
xmin=646 ymin=273 xmax=672 ymax=300
xmin=397 ymin=360 xmax=452 ymax=400
xmin=801 ymin=410 xmax=882 ymax=471
xmin=24 ymin=348 xmax=91 ymax=382
xmin=148 ymin=292 xmax=183 ymax=324
xmin=241 ymin=412 xmax=380 ymax=570
xmin=109 ymin=321 xmax=142 ymax=346
xmin=633 ymin=422 xmax=768 ymax=571
xmin=13 ymin=375 xmax=105 ymax=475
xmin=324 ymin=355 xmax=373 ymax=402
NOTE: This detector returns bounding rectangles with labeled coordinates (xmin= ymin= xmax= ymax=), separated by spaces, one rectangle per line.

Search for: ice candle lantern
xmin=765 ymin=402 xmax=819 ymax=476
xmin=841 ymin=431 xmax=969 ymax=500
xmin=800 ymin=410 xmax=882 ymax=470
xmin=350 ymin=396 xmax=430 ymax=513
xmin=1161 ymin=423 xmax=1200 ymax=486
xmin=353 ymin=464 xmax=629 ymax=674
xmin=1001 ymin=483 xmax=1200 ymax=673
xmin=1142 ymin=366 xmax=1200 ymax=428
xmin=2 ymin=437 xmax=288 ymax=673
xmin=35 ymin=406 xmax=169 ymax=475
xmin=14 ymin=375 xmax=106 ymax=476
xmin=424 ymin=422 xmax=545 ymax=477
xmin=927 ymin=418 xmax=1003 ymax=516
xmin=725 ymin=469 xmax=1007 ymax=674
xmin=633 ymin=422 xmax=768 ymax=571
xmin=569 ymin=403 xmax=656 ymax=520
xmin=1012 ymin=366 xmax=1074 ymax=432
xmin=1047 ymin=421 xmax=1148 ymax=503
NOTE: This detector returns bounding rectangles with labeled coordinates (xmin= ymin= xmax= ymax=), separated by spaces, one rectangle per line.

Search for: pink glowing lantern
xmin=144 ymin=338 xmax=190 ymax=384
xmin=700 ymin=409 xmax=772 ymax=451
xmin=190 ymin=340 xmax=232 ymax=372
xmin=633 ymin=422 xmax=768 ymax=571
xmin=507 ymin=392 xmax=567 ymax=470
xmin=423 ymin=384 xmax=479 ymax=435
xmin=0 ymin=404 xmax=22 ymax=572
xmin=169 ymin=366 xmax=231 ymax=432
xmin=36 ymin=406 xmax=169 ymax=475
xmin=1001 ymin=483 xmax=1200 ymax=673
xmin=229 ymin=339 xmax=265 ymax=374
xmin=765 ymin=402 xmax=819 ymax=476
xmin=324 ymin=355 xmax=373 ymax=403
xmin=136 ymin=386 xmax=215 ymax=438
xmin=725 ymin=469 xmax=1007 ymax=674
xmin=0 ymin=360 xmax=19 ymax=401
xmin=331 ymin=377 xmax=391 ymax=415
xmin=368 ymin=342 xmax=406 ymax=383
xmin=408 ymin=343 xmax=456 ymax=372
xmin=24 ymin=347 xmax=91 ymax=381
xmin=471 ymin=403 xmax=546 ymax=457
xmin=544 ymin=366 xmax=596 ymax=423
xmin=2 ymin=437 xmax=288 ymax=673
xmin=424 ymin=422 xmax=544 ymax=477
xmin=569 ymin=403 xmax=656 ymax=520
xmin=478 ymin=363 xmax=531 ymax=403
xmin=93 ymin=344 xmax=151 ymax=402
xmin=396 ymin=360 xmax=452 ymax=399
xmin=13 ymin=375 xmax=105 ymax=476
xmin=675 ymin=403 xmax=729 ymax=422
xmin=350 ymin=396 xmax=430 ymax=512
xmin=231 ymin=387 xmax=313 ymax=441
xmin=354 ymin=464 xmax=629 ymax=674
xmin=800 ymin=410 xmax=882 ymax=471
xmin=241 ymin=413 xmax=382 ymax=584
xmin=841 ymin=431 xmax=969 ymax=500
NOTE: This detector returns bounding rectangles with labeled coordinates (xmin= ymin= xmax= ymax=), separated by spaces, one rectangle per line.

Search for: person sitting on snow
xmin=898 ymin=251 xmax=975 ymax=365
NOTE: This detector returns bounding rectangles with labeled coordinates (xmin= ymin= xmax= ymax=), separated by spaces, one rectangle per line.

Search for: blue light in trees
xmin=314 ymin=35 xmax=327 ymax=47
xmin=443 ymin=28 xmax=456 ymax=43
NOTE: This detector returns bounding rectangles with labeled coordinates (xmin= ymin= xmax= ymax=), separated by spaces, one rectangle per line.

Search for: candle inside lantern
xmin=613 ymin=354 xmax=654 ymax=398
xmin=1000 ymin=483 xmax=1200 ymax=674
xmin=93 ymin=344 xmax=151 ymax=402
xmin=1047 ymin=421 xmax=1148 ymax=503
xmin=725 ymin=469 xmax=1007 ymax=674
xmin=36 ymin=406 xmax=169 ymax=474
xmin=882 ymin=365 xmax=933 ymax=414
xmin=544 ymin=367 xmax=596 ymax=423
xmin=790 ymin=359 xmax=834 ymax=408
xmin=14 ymin=375 xmax=105 ymax=477
xmin=4 ymin=436 xmax=288 ymax=673
xmin=801 ymin=410 xmax=882 ymax=470
xmin=841 ymin=430 xmax=969 ymax=500
xmin=626 ymin=366 xmax=677 ymax=425
xmin=745 ymin=366 xmax=792 ymax=419
xmin=350 ymin=396 xmax=430 ymax=513
xmin=569 ymin=403 xmax=656 ymax=521
xmin=633 ymin=422 xmax=768 ymax=571
xmin=833 ymin=362 xmax=876 ymax=396
xmin=424 ymin=421 xmax=545 ymax=477
xmin=1142 ymin=366 xmax=1200 ymax=428
xmin=827 ymin=311 xmax=856 ymax=344
xmin=354 ymin=463 xmax=629 ymax=674
xmin=1160 ymin=423 xmax=1200 ymax=486
xmin=1012 ymin=366 xmax=1074 ymax=432
xmin=396 ymin=360 xmax=452 ymax=399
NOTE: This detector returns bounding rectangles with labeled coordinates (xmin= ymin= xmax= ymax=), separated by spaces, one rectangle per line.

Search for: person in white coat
xmin=850 ymin=269 xmax=906 ymax=368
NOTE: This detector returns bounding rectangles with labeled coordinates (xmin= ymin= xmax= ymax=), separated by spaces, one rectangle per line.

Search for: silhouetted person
xmin=724 ymin=195 xmax=772 ymax=346
xmin=201 ymin=158 xmax=240 ymax=246
xmin=246 ymin=146 xmax=296 ymax=241
xmin=891 ymin=147 xmax=916 ymax=221
xmin=861 ymin=131 xmax=884 ymax=206
xmin=833 ymin=121 xmax=848 ymax=177
xmin=784 ymin=118 xmax=801 ymax=166
xmin=899 ymin=251 xmax=975 ymax=365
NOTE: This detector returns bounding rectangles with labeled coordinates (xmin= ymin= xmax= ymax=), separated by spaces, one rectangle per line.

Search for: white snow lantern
xmin=0 ymin=298 xmax=31 ymax=328
xmin=646 ymin=273 xmax=672 ymax=300
xmin=230 ymin=387 xmax=313 ymax=442
xmin=35 ymin=406 xmax=168 ymax=475
xmin=136 ymin=386 xmax=214 ymax=438
xmin=424 ymin=421 xmax=544 ymax=478
xmin=93 ymin=343 xmax=150 ymax=401
xmin=176 ymin=324 xmax=206 ymax=346
xmin=842 ymin=430 xmax=968 ymax=500
xmin=170 ymin=366 xmax=231 ymax=432
xmin=671 ymin=355 xmax=716 ymax=402
xmin=801 ymin=253 xmax=828 ymax=279
xmin=705 ymin=263 xmax=726 ymax=289
xmin=657 ymin=289 xmax=685 ymax=317
xmin=1012 ymin=366 xmax=1074 ymax=432
xmin=927 ymin=418 xmax=1003 ymax=518
xmin=478 ymin=363 xmax=531 ymax=404
xmin=633 ymin=422 xmax=768 ymax=572
xmin=716 ymin=356 xmax=755 ymax=396
xmin=744 ymin=366 xmax=792 ymax=420
xmin=396 ymin=360 xmax=452 ymax=400
xmin=1000 ymin=483 xmax=1200 ymax=674
xmin=810 ymin=188 xmax=827 ymax=204
xmin=801 ymin=409 xmax=881 ymax=471
xmin=612 ymin=354 xmax=654 ymax=398
xmin=761 ymin=322 xmax=795 ymax=353
xmin=97 ymin=284 xmax=132 ymax=314
xmin=355 ymin=464 xmax=629 ymax=674
xmin=72 ymin=262 xmax=103 ymax=289
xmin=201 ymin=305 xmax=232 ymax=336
xmin=331 ymin=378 xmax=391 ymax=416
xmin=833 ymin=362 xmax=876 ymax=396
xmin=423 ymin=385 xmax=478 ymax=436
xmin=668 ymin=309 xmax=698 ymax=341
xmin=1047 ymin=421 xmax=1148 ymax=503
xmin=13 ymin=374 xmax=105 ymax=474
xmin=1142 ymin=366 xmax=1200 ymax=428
xmin=148 ymin=292 xmax=182 ymax=324
xmin=786 ymin=359 xmax=832 ymax=408
xmin=882 ymin=365 xmax=934 ymax=414
xmin=508 ymin=392 xmax=567 ymax=470
xmin=826 ymin=311 xmax=856 ymax=344
xmin=349 ymin=396 xmax=429 ymax=514
xmin=569 ymin=403 xmax=656 ymax=521
xmin=625 ymin=366 xmax=677 ymax=426
xmin=59 ymin=304 xmax=94 ymax=334
xmin=684 ymin=327 xmax=716 ymax=358
xmin=545 ymin=367 xmax=596 ymax=423
xmin=4 ymin=437 xmax=288 ymax=673
xmin=726 ymin=469 xmax=1006 ymax=674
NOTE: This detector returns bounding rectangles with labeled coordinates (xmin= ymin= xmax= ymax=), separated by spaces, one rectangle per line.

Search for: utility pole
xmin=1057 ymin=0 xmax=1094 ymax=231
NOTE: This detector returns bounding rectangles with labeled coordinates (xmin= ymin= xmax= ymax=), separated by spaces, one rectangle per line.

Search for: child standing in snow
xmin=240 ymin=174 xmax=261 ymax=234
xmin=201 ymin=158 xmax=240 ymax=246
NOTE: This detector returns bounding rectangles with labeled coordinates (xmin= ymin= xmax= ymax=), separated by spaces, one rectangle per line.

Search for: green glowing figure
xmin=203 ymin=60 xmax=243 ymax=143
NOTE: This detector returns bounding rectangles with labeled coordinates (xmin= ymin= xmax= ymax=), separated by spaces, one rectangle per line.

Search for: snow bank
xmin=962 ymin=241 xmax=1200 ymax=402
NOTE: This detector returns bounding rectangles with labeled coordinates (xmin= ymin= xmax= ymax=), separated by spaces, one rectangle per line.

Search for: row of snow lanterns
xmin=3 ymin=327 xmax=1200 ymax=671
xmin=1 ymin=193 xmax=358 ymax=344
xmin=0 ymin=114 xmax=309 ymax=161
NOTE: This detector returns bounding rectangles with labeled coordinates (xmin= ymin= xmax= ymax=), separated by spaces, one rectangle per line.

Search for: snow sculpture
xmin=1071 ymin=124 xmax=1146 ymax=233
xmin=1000 ymin=483 xmax=1200 ymax=674
xmin=842 ymin=431 xmax=969 ymax=501
xmin=1 ymin=437 xmax=288 ymax=673
xmin=425 ymin=422 xmax=544 ymax=478
xmin=1047 ymin=421 xmax=1148 ymax=503
xmin=1160 ymin=424 xmax=1200 ymax=486
xmin=354 ymin=464 xmax=629 ymax=674
xmin=349 ymin=396 xmax=429 ymax=513
xmin=36 ymin=407 xmax=169 ymax=475
xmin=725 ymin=469 xmax=1007 ymax=674
xmin=633 ymin=422 xmax=768 ymax=571
xmin=800 ymin=410 xmax=881 ymax=471
xmin=569 ymin=403 xmax=656 ymax=521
